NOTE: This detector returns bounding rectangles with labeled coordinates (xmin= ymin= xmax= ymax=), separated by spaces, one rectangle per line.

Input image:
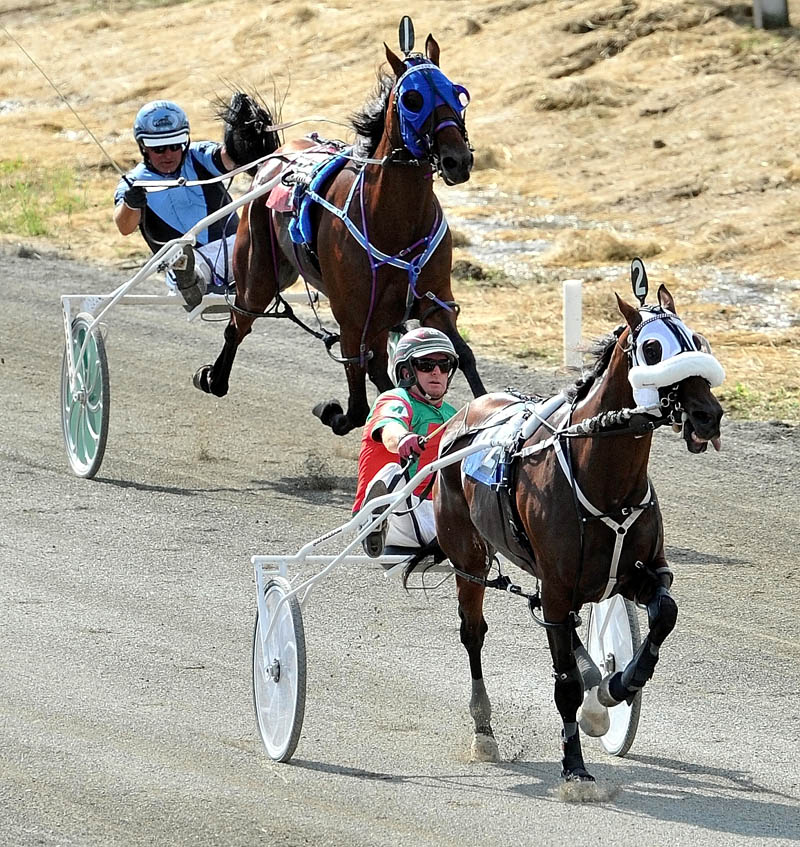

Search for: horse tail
xmin=220 ymin=91 xmax=281 ymax=174
xmin=400 ymin=539 xmax=447 ymax=590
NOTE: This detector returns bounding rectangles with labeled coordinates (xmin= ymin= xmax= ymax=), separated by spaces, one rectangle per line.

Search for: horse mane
xmin=567 ymin=328 xmax=623 ymax=403
xmin=350 ymin=72 xmax=394 ymax=156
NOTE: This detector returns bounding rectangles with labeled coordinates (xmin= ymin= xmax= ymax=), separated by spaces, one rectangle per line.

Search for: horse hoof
xmin=562 ymin=767 xmax=596 ymax=783
xmin=579 ymin=686 xmax=610 ymax=737
xmin=193 ymin=365 xmax=228 ymax=398
xmin=193 ymin=365 xmax=212 ymax=394
xmin=470 ymin=732 xmax=500 ymax=763
xmin=597 ymin=673 xmax=623 ymax=708
xmin=312 ymin=399 xmax=344 ymax=428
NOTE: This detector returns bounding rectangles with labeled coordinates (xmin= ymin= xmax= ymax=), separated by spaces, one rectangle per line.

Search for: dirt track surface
xmin=2 ymin=248 xmax=800 ymax=846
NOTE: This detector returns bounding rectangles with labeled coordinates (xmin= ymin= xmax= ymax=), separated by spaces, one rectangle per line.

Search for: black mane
xmin=350 ymin=73 xmax=393 ymax=157
xmin=567 ymin=328 xmax=623 ymax=403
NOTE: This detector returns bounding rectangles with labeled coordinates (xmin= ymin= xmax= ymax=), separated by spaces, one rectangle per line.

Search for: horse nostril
xmin=692 ymin=409 xmax=719 ymax=434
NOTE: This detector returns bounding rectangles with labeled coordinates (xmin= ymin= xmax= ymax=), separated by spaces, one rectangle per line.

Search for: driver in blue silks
xmin=114 ymin=96 xmax=278 ymax=309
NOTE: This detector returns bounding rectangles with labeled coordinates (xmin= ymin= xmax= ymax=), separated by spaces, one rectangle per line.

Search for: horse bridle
xmin=388 ymin=58 xmax=471 ymax=175
xmin=617 ymin=310 xmax=722 ymax=426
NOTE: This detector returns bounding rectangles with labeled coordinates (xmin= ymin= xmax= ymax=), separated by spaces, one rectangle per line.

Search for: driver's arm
xmin=376 ymin=420 xmax=411 ymax=455
xmin=114 ymin=201 xmax=141 ymax=235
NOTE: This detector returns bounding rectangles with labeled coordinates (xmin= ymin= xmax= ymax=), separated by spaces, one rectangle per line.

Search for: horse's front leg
xmin=546 ymin=620 xmax=594 ymax=782
xmin=599 ymin=583 xmax=678 ymax=707
xmin=312 ymin=335 xmax=371 ymax=435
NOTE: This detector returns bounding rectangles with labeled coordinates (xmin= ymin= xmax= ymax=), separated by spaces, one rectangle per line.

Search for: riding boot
xmin=172 ymin=245 xmax=205 ymax=312
xmin=360 ymin=480 xmax=389 ymax=558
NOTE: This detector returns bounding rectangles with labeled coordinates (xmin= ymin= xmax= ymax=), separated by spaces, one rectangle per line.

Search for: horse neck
xmin=362 ymin=132 xmax=439 ymax=238
xmin=570 ymin=344 xmax=653 ymax=507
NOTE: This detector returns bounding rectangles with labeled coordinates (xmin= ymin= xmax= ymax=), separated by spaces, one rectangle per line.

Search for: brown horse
xmin=193 ymin=27 xmax=486 ymax=434
xmin=428 ymin=267 xmax=724 ymax=783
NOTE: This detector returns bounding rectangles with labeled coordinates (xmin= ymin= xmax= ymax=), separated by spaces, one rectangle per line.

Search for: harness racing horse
xmin=428 ymin=261 xmax=725 ymax=783
xmin=194 ymin=23 xmax=486 ymax=435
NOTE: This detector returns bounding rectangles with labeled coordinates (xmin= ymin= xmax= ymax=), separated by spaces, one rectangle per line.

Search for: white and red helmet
xmin=390 ymin=326 xmax=458 ymax=387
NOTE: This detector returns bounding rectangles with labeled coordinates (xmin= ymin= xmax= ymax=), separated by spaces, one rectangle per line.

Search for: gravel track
xmin=2 ymin=249 xmax=799 ymax=847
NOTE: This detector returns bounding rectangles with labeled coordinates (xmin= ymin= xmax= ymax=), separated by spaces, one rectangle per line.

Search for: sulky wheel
xmin=60 ymin=313 xmax=110 ymax=479
xmin=252 ymin=577 xmax=307 ymax=762
xmin=586 ymin=595 xmax=642 ymax=757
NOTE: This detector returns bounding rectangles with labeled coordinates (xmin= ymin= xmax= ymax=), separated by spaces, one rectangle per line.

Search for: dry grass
xmin=1 ymin=0 xmax=799 ymax=421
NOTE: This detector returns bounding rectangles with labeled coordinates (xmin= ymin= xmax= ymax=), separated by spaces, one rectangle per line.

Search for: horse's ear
xmin=425 ymin=34 xmax=440 ymax=66
xmin=657 ymin=284 xmax=676 ymax=314
xmin=616 ymin=292 xmax=642 ymax=331
xmin=384 ymin=43 xmax=406 ymax=77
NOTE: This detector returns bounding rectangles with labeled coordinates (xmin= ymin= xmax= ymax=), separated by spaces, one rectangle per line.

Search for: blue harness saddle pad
xmin=288 ymin=152 xmax=350 ymax=245
xmin=462 ymin=403 xmax=528 ymax=487
xmin=461 ymin=394 xmax=567 ymax=488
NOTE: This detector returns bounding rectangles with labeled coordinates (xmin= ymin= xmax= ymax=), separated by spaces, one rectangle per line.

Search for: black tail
xmin=400 ymin=539 xmax=447 ymax=590
xmin=219 ymin=91 xmax=281 ymax=174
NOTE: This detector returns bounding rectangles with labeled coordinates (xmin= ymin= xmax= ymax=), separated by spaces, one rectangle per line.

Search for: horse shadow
xmin=249 ymin=476 xmax=358 ymax=507
xmin=665 ymin=545 xmax=748 ymax=567
xmin=288 ymin=754 xmax=800 ymax=840
xmin=93 ymin=475 xmax=358 ymax=508
xmin=499 ymin=754 xmax=800 ymax=840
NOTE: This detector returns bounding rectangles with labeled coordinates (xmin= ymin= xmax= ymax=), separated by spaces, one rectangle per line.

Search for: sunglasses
xmin=149 ymin=143 xmax=184 ymax=154
xmin=412 ymin=357 xmax=456 ymax=374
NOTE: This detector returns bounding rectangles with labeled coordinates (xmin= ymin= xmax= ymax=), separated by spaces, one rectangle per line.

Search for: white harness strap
xmin=553 ymin=439 xmax=651 ymax=601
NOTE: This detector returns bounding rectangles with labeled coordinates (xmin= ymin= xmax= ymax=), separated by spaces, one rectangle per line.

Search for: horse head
xmin=616 ymin=271 xmax=724 ymax=453
xmin=383 ymin=36 xmax=473 ymax=185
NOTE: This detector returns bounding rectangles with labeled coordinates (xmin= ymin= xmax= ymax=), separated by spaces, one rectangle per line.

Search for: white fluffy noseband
xmin=627 ymin=311 xmax=725 ymax=412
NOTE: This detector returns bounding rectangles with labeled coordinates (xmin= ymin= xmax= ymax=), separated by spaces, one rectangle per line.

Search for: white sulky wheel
xmin=252 ymin=577 xmax=307 ymax=762
xmin=61 ymin=313 xmax=110 ymax=479
xmin=586 ymin=595 xmax=642 ymax=757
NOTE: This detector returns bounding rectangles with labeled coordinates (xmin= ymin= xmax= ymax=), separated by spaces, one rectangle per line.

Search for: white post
xmin=753 ymin=0 xmax=789 ymax=28
xmin=562 ymin=278 xmax=583 ymax=370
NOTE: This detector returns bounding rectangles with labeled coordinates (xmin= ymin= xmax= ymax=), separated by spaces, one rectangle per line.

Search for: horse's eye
xmin=642 ymin=339 xmax=662 ymax=365
xmin=401 ymin=90 xmax=424 ymax=113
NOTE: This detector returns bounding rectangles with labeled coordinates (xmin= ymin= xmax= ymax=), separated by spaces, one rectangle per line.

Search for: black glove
xmin=123 ymin=184 xmax=147 ymax=210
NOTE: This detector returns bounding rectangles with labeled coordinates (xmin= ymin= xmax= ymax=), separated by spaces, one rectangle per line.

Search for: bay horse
xmin=193 ymin=25 xmax=486 ymax=434
xmin=428 ymin=262 xmax=725 ymax=783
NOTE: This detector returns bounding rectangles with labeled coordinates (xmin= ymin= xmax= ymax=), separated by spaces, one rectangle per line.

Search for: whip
xmin=2 ymin=24 xmax=128 ymax=178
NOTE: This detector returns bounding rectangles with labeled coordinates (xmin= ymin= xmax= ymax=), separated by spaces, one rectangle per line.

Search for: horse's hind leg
xmin=424 ymin=311 xmax=486 ymax=397
xmin=193 ymin=316 xmax=249 ymax=397
xmin=366 ymin=329 xmax=393 ymax=394
xmin=599 ymin=585 xmax=678 ymax=707
xmin=194 ymin=200 xmax=275 ymax=397
xmin=312 ymin=328 xmax=372 ymax=435
xmin=436 ymin=468 xmax=498 ymax=761
xmin=457 ymin=577 xmax=500 ymax=762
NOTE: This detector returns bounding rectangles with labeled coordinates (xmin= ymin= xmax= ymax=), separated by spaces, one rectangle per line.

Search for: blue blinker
xmin=393 ymin=59 xmax=469 ymax=158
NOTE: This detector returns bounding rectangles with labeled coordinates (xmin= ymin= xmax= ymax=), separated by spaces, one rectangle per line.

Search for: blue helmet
xmin=133 ymin=101 xmax=190 ymax=148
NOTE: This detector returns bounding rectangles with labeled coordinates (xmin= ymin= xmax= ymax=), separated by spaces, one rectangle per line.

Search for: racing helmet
xmin=390 ymin=326 xmax=458 ymax=388
xmin=133 ymin=101 xmax=190 ymax=148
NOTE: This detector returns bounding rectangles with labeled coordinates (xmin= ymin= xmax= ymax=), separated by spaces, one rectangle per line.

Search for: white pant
xmin=167 ymin=234 xmax=236 ymax=291
xmin=365 ymin=462 xmax=436 ymax=549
